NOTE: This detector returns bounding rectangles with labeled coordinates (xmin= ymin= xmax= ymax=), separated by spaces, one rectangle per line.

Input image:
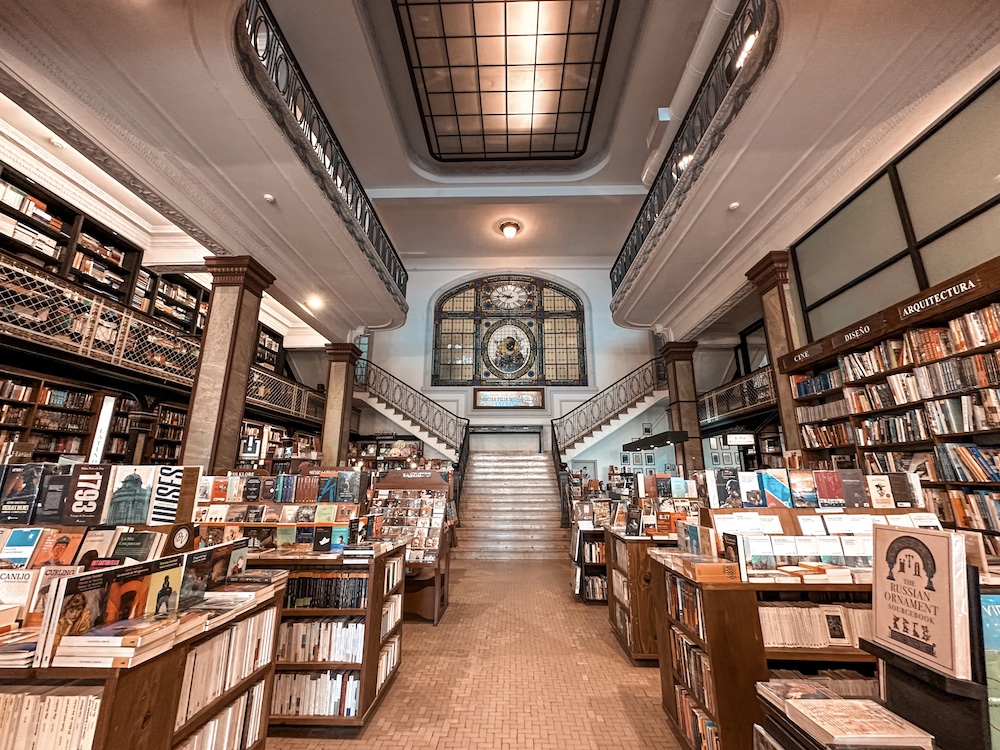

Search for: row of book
xmin=272 ymin=670 xmax=361 ymax=717
xmin=767 ymin=670 xmax=878 ymax=698
xmin=795 ymin=397 xmax=849 ymax=424
xmin=862 ymin=449 xmax=937 ymax=478
xmin=197 ymin=501 xmax=359 ymax=526
xmin=176 ymin=680 xmax=266 ymax=750
xmin=0 ymin=215 xmax=62 ymax=258
xmin=758 ymin=602 xmax=872 ymax=649
xmin=39 ymin=387 xmax=93 ymax=410
xmin=0 ymin=380 xmax=32 ymax=402
xmin=284 ymin=573 xmax=370 ymax=610
xmin=71 ymin=253 xmax=126 ymax=290
xmin=946 ymin=489 xmax=1000 ymax=531
xmin=800 ymin=421 xmax=854 ymax=449
xmin=722 ymin=532 xmax=878 ymax=584
xmin=0 ymin=404 xmax=27 ymax=426
xmin=175 ymin=606 xmax=277 ymax=727
xmin=33 ymin=409 xmax=90 ymax=432
xmin=697 ymin=468 xmax=924 ymax=509
xmin=76 ymin=233 xmax=125 ymax=268
xmin=854 ymin=408 xmax=930 ymax=445
xmin=924 ymin=392 xmax=1000 ymax=435
xmin=0 ymin=462 xmax=199 ymax=527
xmin=196 ymin=471 xmax=365 ymax=506
xmin=0 ymin=179 xmax=65 ymax=232
xmin=0 ymin=685 xmax=102 ymax=750
xmin=381 ymin=593 xmax=402 ymax=639
xmin=376 ymin=633 xmax=401 ymax=693
xmin=791 ymin=368 xmax=843 ymax=398
xmin=665 ymin=570 xmax=705 ymax=639
xmin=669 ymin=627 xmax=716 ymax=717
xmin=582 ymin=575 xmax=606 ymax=600
xmin=276 ymin=617 xmax=365 ymax=664
xmin=674 ymin=686 xmax=718 ymax=750
xmin=935 ymin=442 xmax=1000 ymax=482
xmin=581 ymin=540 xmax=605 ymax=563
xmin=839 ymin=338 xmax=910 ymax=382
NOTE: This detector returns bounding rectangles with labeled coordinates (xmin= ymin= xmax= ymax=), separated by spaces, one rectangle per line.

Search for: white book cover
xmin=793 ymin=536 xmax=822 ymax=562
xmin=148 ymin=465 xmax=187 ymax=525
xmin=785 ymin=699 xmax=933 ymax=749
xmin=797 ymin=515 xmax=828 ymax=536
xmin=866 ymin=475 xmax=895 ymax=508
xmin=873 ymin=525 xmax=971 ymax=680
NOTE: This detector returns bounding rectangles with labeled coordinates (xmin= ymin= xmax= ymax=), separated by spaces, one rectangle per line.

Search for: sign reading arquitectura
xmin=873 ymin=525 xmax=971 ymax=680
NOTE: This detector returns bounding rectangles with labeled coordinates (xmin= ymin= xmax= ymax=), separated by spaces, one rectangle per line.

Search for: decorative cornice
xmin=325 ymin=343 xmax=363 ymax=365
xmin=745 ymin=250 xmax=790 ymax=294
xmin=660 ymin=341 xmax=698 ymax=363
xmin=205 ymin=255 xmax=275 ymax=297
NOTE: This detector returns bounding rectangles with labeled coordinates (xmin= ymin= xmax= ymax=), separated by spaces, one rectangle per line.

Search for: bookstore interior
xmin=0 ymin=0 xmax=998 ymax=749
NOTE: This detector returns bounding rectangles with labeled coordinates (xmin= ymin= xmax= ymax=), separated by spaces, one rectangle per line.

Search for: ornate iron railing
xmin=242 ymin=0 xmax=408 ymax=299
xmin=354 ymin=360 xmax=469 ymax=452
xmin=698 ymin=365 xmax=776 ymax=426
xmin=0 ymin=252 xmax=200 ymax=385
xmin=552 ymin=357 xmax=669 ymax=452
xmin=246 ymin=365 xmax=325 ymax=424
xmin=611 ymin=0 xmax=771 ymax=296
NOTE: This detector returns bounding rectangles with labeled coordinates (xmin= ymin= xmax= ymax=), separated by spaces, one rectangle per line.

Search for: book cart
xmin=605 ymin=528 xmax=677 ymax=663
xmin=248 ymin=541 xmax=405 ymax=734
xmin=780 ymin=255 xmax=1000 ymax=538
xmin=0 ymin=583 xmax=286 ymax=750
xmin=370 ymin=470 xmax=454 ymax=626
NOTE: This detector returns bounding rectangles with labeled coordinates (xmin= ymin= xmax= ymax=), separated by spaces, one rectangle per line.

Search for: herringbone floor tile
xmin=267 ymin=559 xmax=677 ymax=750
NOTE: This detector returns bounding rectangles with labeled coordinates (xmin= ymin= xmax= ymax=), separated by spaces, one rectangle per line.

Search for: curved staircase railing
xmin=354 ymin=360 xmax=469 ymax=453
xmin=551 ymin=356 xmax=669 ymax=453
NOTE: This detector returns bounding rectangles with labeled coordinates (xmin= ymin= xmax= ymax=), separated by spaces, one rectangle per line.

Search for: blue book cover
xmin=0 ymin=527 xmax=43 ymax=567
xmin=760 ymin=470 xmax=792 ymax=508
xmin=980 ymin=594 xmax=1000 ymax=746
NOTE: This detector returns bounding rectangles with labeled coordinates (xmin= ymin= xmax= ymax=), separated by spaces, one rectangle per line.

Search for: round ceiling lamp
xmin=499 ymin=220 xmax=520 ymax=239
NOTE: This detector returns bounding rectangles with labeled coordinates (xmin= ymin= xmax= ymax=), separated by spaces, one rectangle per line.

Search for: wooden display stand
xmin=575 ymin=527 xmax=607 ymax=604
xmin=250 ymin=543 xmax=405 ymax=733
xmin=649 ymin=550 xmax=878 ymax=750
xmin=0 ymin=588 xmax=285 ymax=750
xmin=605 ymin=529 xmax=676 ymax=664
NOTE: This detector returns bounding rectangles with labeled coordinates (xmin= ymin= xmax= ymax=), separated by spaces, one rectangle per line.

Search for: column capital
xmin=659 ymin=341 xmax=698 ymax=363
xmin=746 ymin=250 xmax=790 ymax=294
xmin=325 ymin=343 xmax=363 ymax=365
xmin=126 ymin=411 xmax=158 ymax=430
xmin=204 ymin=255 xmax=275 ymax=297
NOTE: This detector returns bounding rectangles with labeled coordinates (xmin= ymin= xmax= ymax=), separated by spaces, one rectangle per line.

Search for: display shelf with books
xmin=779 ymin=258 xmax=1000 ymax=545
xmin=148 ymin=274 xmax=206 ymax=337
xmin=348 ymin=436 xmax=433 ymax=475
xmin=573 ymin=527 xmax=607 ymax=604
xmin=248 ymin=540 xmax=406 ymax=731
xmin=149 ymin=403 xmax=187 ymax=465
xmin=256 ymin=324 xmax=284 ymax=373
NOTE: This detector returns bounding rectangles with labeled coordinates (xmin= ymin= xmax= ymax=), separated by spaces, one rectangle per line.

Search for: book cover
xmin=873 ymin=525 xmax=971 ymax=680
xmin=110 ymin=532 xmax=159 ymax=562
xmin=784 ymin=699 xmax=933 ymax=749
xmin=670 ymin=477 xmax=689 ymax=498
xmin=316 ymin=472 xmax=340 ymax=503
xmin=336 ymin=503 xmax=359 ymax=523
xmin=105 ymin=466 xmax=156 ymax=525
xmin=738 ymin=472 xmax=764 ymax=507
xmin=295 ymin=475 xmax=319 ymax=504
xmin=838 ymin=469 xmax=871 ymax=507
xmin=65 ymin=464 xmax=114 ymax=526
xmin=625 ymin=505 xmax=642 ymax=536
xmin=26 ymin=565 xmax=82 ymax=625
xmin=143 ymin=555 xmax=183 ymax=617
xmin=224 ymin=504 xmax=248 ymax=523
xmin=716 ymin=469 xmax=743 ymax=508
xmin=761 ymin=469 xmax=792 ymax=508
xmin=242 ymin=526 xmax=276 ymax=550
xmin=313 ymin=526 xmax=333 ymax=552
xmin=296 ymin=505 xmax=317 ymax=523
xmin=755 ymin=680 xmax=840 ymax=712
xmin=337 ymin=472 xmax=360 ymax=501
xmin=35 ymin=532 xmax=83 ymax=567
xmin=0 ymin=528 xmax=44 ymax=567
xmin=262 ymin=505 xmax=281 ymax=523
xmin=73 ymin=528 xmax=118 ymax=569
xmin=788 ymin=470 xmax=820 ymax=508
xmin=147 ymin=465 xmax=185 ymax=525
xmin=887 ymin=473 xmax=916 ymax=507
xmin=34 ymin=474 xmax=70 ymax=525
xmin=865 ymin=475 xmax=895 ymax=508
xmin=813 ymin=470 xmax=845 ymax=507
xmin=0 ymin=569 xmax=39 ymax=619
xmin=278 ymin=506 xmax=298 ymax=524
xmin=244 ymin=504 xmax=265 ymax=523
xmin=259 ymin=477 xmax=276 ymax=502
xmin=329 ymin=526 xmax=349 ymax=551
xmin=655 ymin=476 xmax=672 ymax=498
xmin=0 ymin=463 xmax=46 ymax=524
xmin=243 ymin=476 xmax=262 ymax=503
xmin=315 ymin=505 xmax=336 ymax=524
xmin=195 ymin=476 xmax=212 ymax=504
xmin=817 ymin=536 xmax=846 ymax=565
xmin=104 ymin=563 xmax=154 ymax=624
xmin=209 ymin=477 xmax=229 ymax=502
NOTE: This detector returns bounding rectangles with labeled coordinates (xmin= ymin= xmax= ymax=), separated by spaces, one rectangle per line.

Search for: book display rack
xmin=781 ymin=256 xmax=1000 ymax=544
xmin=150 ymin=404 xmax=187 ymax=465
xmin=348 ymin=436 xmax=434 ymax=474
xmin=248 ymin=541 xmax=405 ymax=732
xmin=573 ymin=527 xmax=607 ymax=604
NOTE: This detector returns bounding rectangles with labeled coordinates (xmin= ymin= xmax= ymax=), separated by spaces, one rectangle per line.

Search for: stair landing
xmin=456 ymin=452 xmax=568 ymax=560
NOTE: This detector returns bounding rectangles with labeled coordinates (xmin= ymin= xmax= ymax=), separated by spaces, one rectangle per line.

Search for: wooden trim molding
xmin=746 ymin=250 xmax=790 ymax=294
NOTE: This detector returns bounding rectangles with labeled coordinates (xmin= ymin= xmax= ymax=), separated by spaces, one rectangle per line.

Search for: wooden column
xmin=660 ymin=341 xmax=704 ymax=474
xmin=126 ymin=411 xmax=157 ymax=464
xmin=181 ymin=256 xmax=274 ymax=473
xmin=322 ymin=343 xmax=362 ymax=467
xmin=746 ymin=251 xmax=804 ymax=452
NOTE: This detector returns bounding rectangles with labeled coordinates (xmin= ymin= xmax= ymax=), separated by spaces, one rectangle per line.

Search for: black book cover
xmin=243 ymin=477 xmax=261 ymax=503
xmin=625 ymin=505 xmax=642 ymax=536
xmin=244 ymin=505 xmax=265 ymax=523
xmin=65 ymin=464 xmax=113 ymax=526
xmin=259 ymin=477 xmax=276 ymax=503
xmin=337 ymin=472 xmax=359 ymax=501
xmin=0 ymin=463 xmax=47 ymax=524
xmin=110 ymin=532 xmax=157 ymax=561
xmin=887 ymin=473 xmax=915 ymax=507
xmin=655 ymin=477 xmax=672 ymax=498
xmin=35 ymin=474 xmax=70 ymax=525
xmin=348 ymin=517 xmax=360 ymax=545
xmin=313 ymin=526 xmax=333 ymax=552
xmin=837 ymin=469 xmax=870 ymax=508
xmin=295 ymin=526 xmax=315 ymax=545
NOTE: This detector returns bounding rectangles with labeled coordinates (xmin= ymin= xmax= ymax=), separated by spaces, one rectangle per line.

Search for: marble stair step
xmin=452 ymin=550 xmax=565 ymax=560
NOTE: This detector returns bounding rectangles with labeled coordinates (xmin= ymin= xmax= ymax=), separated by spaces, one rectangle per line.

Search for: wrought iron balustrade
xmin=355 ymin=360 xmax=468 ymax=452
xmin=242 ymin=0 xmax=408 ymax=301
xmin=552 ymin=357 xmax=669 ymax=452
xmin=0 ymin=252 xmax=200 ymax=385
xmin=246 ymin=366 xmax=325 ymax=424
xmin=611 ymin=0 xmax=773 ymax=298
xmin=697 ymin=365 xmax=775 ymax=426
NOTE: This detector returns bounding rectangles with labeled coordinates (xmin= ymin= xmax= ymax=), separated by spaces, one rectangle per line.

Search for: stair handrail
xmin=354 ymin=360 xmax=469 ymax=451
xmin=551 ymin=356 xmax=668 ymax=452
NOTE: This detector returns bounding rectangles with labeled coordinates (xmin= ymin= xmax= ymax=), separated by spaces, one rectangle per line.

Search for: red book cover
xmin=813 ymin=470 xmax=845 ymax=507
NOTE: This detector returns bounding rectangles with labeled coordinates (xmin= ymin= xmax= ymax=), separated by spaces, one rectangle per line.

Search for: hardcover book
xmin=105 ymin=466 xmax=156 ymax=525
xmin=788 ymin=470 xmax=820 ymax=508
xmin=761 ymin=469 xmax=792 ymax=508
xmin=0 ymin=463 xmax=47 ymax=524
xmin=838 ymin=469 xmax=871 ymax=507
xmin=873 ymin=525 xmax=971 ymax=680
xmin=813 ymin=470 xmax=845 ymax=507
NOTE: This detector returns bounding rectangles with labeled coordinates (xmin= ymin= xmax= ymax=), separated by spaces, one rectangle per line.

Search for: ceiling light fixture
xmin=499 ymin=221 xmax=521 ymax=240
xmin=305 ymin=295 xmax=323 ymax=311
xmin=263 ymin=193 xmax=276 ymax=204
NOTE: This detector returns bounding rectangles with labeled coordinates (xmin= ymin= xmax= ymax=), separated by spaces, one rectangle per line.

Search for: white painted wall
xmin=570 ymin=405 xmax=677 ymax=483
xmin=368 ymin=262 xmax=655 ymax=427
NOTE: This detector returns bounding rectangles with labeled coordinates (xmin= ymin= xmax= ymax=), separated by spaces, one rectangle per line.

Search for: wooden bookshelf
xmin=605 ymin=529 xmax=677 ymax=664
xmin=574 ymin=527 xmax=607 ymax=604
xmin=250 ymin=543 xmax=405 ymax=732
xmin=149 ymin=402 xmax=187 ymax=464
xmin=256 ymin=323 xmax=285 ymax=373
xmin=650 ymin=551 xmax=876 ymax=750
xmin=780 ymin=255 xmax=1000 ymax=536
xmin=0 ymin=588 xmax=285 ymax=750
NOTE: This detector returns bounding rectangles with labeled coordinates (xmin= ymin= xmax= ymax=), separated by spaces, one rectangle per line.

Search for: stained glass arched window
xmin=432 ymin=275 xmax=587 ymax=387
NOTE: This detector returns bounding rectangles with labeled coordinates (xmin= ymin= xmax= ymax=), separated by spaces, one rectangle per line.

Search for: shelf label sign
xmin=725 ymin=434 xmax=755 ymax=446
xmin=87 ymin=395 xmax=117 ymax=463
xmin=898 ymin=274 xmax=981 ymax=319
xmin=830 ymin=315 xmax=887 ymax=349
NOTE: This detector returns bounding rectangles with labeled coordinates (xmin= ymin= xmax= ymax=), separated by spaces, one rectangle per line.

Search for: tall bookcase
xmin=249 ymin=543 xmax=405 ymax=732
xmin=574 ymin=527 xmax=607 ymax=604
xmin=256 ymin=324 xmax=285 ymax=373
xmin=149 ymin=402 xmax=188 ymax=464
xmin=781 ymin=256 xmax=1000 ymax=540
xmin=0 ymin=587 xmax=285 ymax=750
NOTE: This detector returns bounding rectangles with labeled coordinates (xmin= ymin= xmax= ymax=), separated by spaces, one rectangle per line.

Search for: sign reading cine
xmin=473 ymin=388 xmax=545 ymax=409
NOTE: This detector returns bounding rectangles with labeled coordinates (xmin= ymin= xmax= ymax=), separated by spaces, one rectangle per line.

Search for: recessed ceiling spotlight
xmin=499 ymin=221 xmax=521 ymax=240
xmin=263 ymin=193 xmax=276 ymax=204
xmin=49 ymin=137 xmax=67 ymax=149
xmin=305 ymin=295 xmax=323 ymax=311
xmin=728 ymin=202 xmax=741 ymax=211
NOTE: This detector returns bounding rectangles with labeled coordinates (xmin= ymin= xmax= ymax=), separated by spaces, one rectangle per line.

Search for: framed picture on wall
xmin=647 ymin=469 xmax=655 ymax=476
xmin=722 ymin=453 xmax=734 ymax=465
xmin=710 ymin=452 xmax=721 ymax=465
xmin=644 ymin=453 xmax=655 ymax=466
xmin=620 ymin=453 xmax=630 ymax=465
xmin=632 ymin=453 xmax=643 ymax=466
xmin=710 ymin=437 xmax=720 ymax=450
xmin=642 ymin=423 xmax=652 ymax=436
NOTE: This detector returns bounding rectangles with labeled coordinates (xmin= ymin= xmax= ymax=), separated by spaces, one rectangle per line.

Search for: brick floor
xmin=267 ymin=559 xmax=678 ymax=750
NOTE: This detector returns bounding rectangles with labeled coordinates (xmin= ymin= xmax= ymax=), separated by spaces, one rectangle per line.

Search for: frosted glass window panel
xmin=796 ymin=175 xmax=907 ymax=307
xmin=543 ymin=287 xmax=577 ymax=312
xmin=441 ymin=289 xmax=475 ymax=312
xmin=921 ymin=202 xmax=1000 ymax=284
xmin=897 ymin=82 xmax=1000 ymax=240
xmin=808 ymin=260 xmax=919 ymax=339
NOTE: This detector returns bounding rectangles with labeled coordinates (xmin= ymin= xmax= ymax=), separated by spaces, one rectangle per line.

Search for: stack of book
xmin=276 ymin=616 xmax=365 ymax=664
xmin=0 ymin=684 xmax=102 ymax=749
xmin=768 ymin=669 xmax=878 ymax=698
xmin=758 ymin=602 xmax=873 ymax=649
xmin=272 ymin=670 xmax=362 ymax=717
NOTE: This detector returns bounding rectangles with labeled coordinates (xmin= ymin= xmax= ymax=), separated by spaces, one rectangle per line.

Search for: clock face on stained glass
xmin=489 ymin=283 xmax=528 ymax=310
